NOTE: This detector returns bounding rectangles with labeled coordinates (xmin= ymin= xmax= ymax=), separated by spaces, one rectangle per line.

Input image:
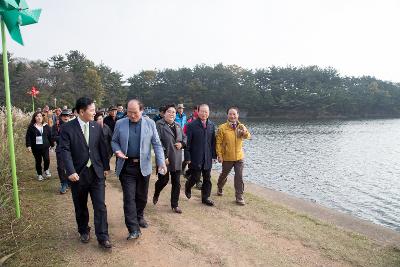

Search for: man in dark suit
xmin=185 ymin=104 xmax=217 ymax=206
xmin=59 ymin=97 xmax=112 ymax=249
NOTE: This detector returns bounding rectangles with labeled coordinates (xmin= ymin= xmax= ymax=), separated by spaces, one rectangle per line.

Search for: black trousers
xmin=56 ymin=150 xmax=67 ymax=184
xmin=187 ymin=168 xmax=212 ymax=200
xmin=154 ymin=170 xmax=181 ymax=208
xmin=32 ymin=148 xmax=50 ymax=175
xmin=119 ymin=160 xmax=150 ymax=233
xmin=69 ymin=166 xmax=109 ymax=241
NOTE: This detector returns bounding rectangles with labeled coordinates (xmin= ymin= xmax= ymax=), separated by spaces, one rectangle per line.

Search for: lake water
xmin=213 ymin=118 xmax=400 ymax=232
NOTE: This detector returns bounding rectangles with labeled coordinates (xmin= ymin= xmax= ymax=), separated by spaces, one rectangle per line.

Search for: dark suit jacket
xmin=186 ymin=118 xmax=216 ymax=171
xmin=156 ymin=119 xmax=186 ymax=172
xmin=59 ymin=118 xmax=110 ymax=179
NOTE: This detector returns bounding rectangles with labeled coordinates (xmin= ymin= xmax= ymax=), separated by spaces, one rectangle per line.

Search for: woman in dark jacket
xmin=26 ymin=111 xmax=54 ymax=181
xmin=153 ymin=104 xmax=186 ymax=213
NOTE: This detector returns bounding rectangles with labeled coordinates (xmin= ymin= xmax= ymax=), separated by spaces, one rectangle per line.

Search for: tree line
xmin=0 ymin=50 xmax=399 ymax=118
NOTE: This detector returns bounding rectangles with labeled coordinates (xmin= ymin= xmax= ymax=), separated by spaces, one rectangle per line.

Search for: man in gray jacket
xmin=153 ymin=104 xmax=186 ymax=214
xmin=112 ymin=99 xmax=167 ymax=240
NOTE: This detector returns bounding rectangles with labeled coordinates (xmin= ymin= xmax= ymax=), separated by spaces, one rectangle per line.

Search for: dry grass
xmin=0 ymin=108 xmax=70 ymax=266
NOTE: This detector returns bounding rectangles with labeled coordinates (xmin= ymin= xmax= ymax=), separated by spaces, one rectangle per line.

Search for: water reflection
xmin=213 ymin=118 xmax=400 ymax=231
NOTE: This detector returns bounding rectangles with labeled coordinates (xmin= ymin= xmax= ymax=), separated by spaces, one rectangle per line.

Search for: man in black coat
xmin=185 ymin=104 xmax=217 ymax=206
xmin=104 ymin=106 xmax=118 ymax=132
xmin=59 ymin=97 xmax=112 ymax=249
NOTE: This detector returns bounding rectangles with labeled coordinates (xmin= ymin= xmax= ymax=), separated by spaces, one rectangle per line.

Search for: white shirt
xmin=77 ymin=116 xmax=90 ymax=136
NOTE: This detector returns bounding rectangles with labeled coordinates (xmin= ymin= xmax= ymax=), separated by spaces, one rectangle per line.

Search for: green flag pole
xmin=1 ymin=19 xmax=20 ymax=218
xmin=32 ymin=94 xmax=34 ymax=112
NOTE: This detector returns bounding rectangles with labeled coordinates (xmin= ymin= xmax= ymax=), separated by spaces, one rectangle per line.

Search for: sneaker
xmin=236 ymin=199 xmax=246 ymax=206
xmin=217 ymin=188 xmax=223 ymax=196
xmin=60 ymin=183 xmax=67 ymax=194
xmin=44 ymin=170 xmax=51 ymax=177
xmin=37 ymin=175 xmax=44 ymax=181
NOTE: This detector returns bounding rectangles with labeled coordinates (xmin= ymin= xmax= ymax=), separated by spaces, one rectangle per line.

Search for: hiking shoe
xmin=202 ymin=199 xmax=215 ymax=206
xmin=236 ymin=199 xmax=246 ymax=206
xmin=217 ymin=188 xmax=223 ymax=196
xmin=60 ymin=183 xmax=68 ymax=194
xmin=44 ymin=170 xmax=51 ymax=177
xmin=37 ymin=175 xmax=44 ymax=181
xmin=127 ymin=230 xmax=141 ymax=240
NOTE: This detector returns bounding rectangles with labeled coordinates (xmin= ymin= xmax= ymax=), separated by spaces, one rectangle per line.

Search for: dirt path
xmin=57 ymin=169 xmax=357 ymax=267
xmin=28 ymin=156 xmax=393 ymax=267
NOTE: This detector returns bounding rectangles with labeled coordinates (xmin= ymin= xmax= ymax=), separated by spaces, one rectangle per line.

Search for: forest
xmin=0 ymin=50 xmax=399 ymax=118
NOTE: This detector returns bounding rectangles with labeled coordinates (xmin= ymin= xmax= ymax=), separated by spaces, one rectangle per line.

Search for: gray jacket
xmin=112 ymin=116 xmax=165 ymax=177
xmin=156 ymin=119 xmax=186 ymax=172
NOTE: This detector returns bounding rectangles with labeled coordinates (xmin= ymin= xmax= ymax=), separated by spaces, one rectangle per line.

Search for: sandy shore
xmin=243 ymin=178 xmax=400 ymax=246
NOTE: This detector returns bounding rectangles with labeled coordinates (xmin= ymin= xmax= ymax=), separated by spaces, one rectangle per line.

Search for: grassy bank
xmin=0 ymin=109 xmax=70 ymax=266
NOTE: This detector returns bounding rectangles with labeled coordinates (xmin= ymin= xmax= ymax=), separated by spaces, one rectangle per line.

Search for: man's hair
xmin=127 ymin=99 xmax=144 ymax=111
xmin=159 ymin=106 xmax=166 ymax=113
xmin=164 ymin=104 xmax=176 ymax=112
xmin=192 ymin=105 xmax=199 ymax=111
xmin=75 ymin=97 xmax=94 ymax=114
xmin=226 ymin=106 xmax=239 ymax=114
xmin=198 ymin=104 xmax=209 ymax=110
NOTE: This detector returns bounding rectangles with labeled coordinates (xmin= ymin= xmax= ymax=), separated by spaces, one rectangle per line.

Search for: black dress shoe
xmin=185 ymin=182 xmax=191 ymax=199
xmin=98 ymin=240 xmax=112 ymax=249
xmin=153 ymin=195 xmax=158 ymax=205
xmin=202 ymin=199 xmax=215 ymax=206
xmin=138 ymin=217 xmax=148 ymax=228
xmin=80 ymin=233 xmax=90 ymax=243
xmin=127 ymin=230 xmax=142 ymax=240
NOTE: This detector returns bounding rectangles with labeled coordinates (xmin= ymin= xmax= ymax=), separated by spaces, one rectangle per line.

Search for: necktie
xmin=84 ymin=123 xmax=91 ymax=167
xmin=202 ymin=121 xmax=207 ymax=129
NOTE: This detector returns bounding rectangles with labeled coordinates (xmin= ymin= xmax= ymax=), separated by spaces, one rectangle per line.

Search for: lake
xmin=212 ymin=118 xmax=400 ymax=231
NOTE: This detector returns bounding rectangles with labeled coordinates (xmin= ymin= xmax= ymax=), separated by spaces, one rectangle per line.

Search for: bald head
xmin=127 ymin=99 xmax=144 ymax=122
xmin=127 ymin=99 xmax=144 ymax=110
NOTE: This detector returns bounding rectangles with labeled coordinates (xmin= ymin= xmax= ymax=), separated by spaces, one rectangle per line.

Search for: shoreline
xmin=216 ymin=170 xmax=400 ymax=247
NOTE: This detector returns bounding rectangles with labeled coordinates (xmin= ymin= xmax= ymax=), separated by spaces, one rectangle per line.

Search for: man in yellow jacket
xmin=216 ymin=107 xmax=251 ymax=205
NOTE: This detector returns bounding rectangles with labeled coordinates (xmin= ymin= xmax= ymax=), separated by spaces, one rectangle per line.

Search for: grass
xmin=210 ymin=179 xmax=400 ymax=267
xmin=0 ymin=108 xmax=71 ymax=266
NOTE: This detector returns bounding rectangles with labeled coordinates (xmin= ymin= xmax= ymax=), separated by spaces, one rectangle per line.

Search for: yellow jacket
xmin=216 ymin=121 xmax=251 ymax=161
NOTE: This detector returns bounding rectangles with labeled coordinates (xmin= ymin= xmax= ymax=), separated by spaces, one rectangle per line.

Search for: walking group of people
xmin=25 ymin=97 xmax=251 ymax=250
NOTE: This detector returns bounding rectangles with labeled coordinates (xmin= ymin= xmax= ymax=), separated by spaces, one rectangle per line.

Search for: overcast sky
xmin=7 ymin=0 xmax=400 ymax=82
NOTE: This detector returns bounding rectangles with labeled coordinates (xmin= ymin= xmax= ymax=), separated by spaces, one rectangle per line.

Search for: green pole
xmin=32 ymin=95 xmax=34 ymax=112
xmin=1 ymin=19 xmax=21 ymax=218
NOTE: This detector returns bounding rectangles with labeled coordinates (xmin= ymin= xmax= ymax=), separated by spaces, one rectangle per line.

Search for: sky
xmin=7 ymin=0 xmax=400 ymax=82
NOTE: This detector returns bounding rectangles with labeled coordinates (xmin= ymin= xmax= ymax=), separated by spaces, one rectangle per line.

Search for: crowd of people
xmin=25 ymin=97 xmax=251 ymax=249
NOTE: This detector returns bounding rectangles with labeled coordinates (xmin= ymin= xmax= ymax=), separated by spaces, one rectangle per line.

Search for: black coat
xmin=25 ymin=123 xmax=54 ymax=151
xmin=59 ymin=119 xmax=110 ymax=179
xmin=186 ymin=119 xmax=216 ymax=171
xmin=102 ymin=123 xmax=113 ymax=159
xmin=103 ymin=115 xmax=117 ymax=132
xmin=156 ymin=119 xmax=186 ymax=172
xmin=51 ymin=119 xmax=65 ymax=152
